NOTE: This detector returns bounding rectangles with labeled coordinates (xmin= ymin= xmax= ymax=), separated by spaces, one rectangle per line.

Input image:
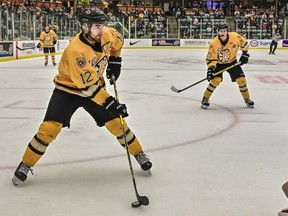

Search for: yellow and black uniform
xmin=18 ymin=28 xmax=145 ymax=168
xmin=37 ymin=28 xmax=58 ymax=66
xmin=12 ymin=8 xmax=152 ymax=187
xmin=202 ymin=31 xmax=253 ymax=107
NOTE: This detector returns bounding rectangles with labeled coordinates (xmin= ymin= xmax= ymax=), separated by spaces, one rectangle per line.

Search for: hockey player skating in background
xmin=12 ymin=8 xmax=152 ymax=186
xmin=201 ymin=23 xmax=254 ymax=109
xmin=269 ymin=30 xmax=282 ymax=55
xmin=37 ymin=24 xmax=58 ymax=66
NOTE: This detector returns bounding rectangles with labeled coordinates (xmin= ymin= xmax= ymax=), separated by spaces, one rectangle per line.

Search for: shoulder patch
xmin=76 ymin=57 xmax=86 ymax=69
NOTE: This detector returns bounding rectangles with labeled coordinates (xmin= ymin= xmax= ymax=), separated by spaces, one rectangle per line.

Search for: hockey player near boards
xmin=37 ymin=24 xmax=58 ymax=66
xmin=201 ymin=23 xmax=254 ymax=109
xmin=12 ymin=8 xmax=152 ymax=186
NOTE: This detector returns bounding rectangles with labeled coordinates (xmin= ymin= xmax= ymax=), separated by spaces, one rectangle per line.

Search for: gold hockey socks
xmin=105 ymin=118 xmax=142 ymax=155
xmin=22 ymin=121 xmax=62 ymax=167
xmin=236 ymin=77 xmax=250 ymax=99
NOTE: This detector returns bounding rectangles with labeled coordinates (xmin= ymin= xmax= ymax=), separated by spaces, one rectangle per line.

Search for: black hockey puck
xmin=131 ymin=201 xmax=141 ymax=208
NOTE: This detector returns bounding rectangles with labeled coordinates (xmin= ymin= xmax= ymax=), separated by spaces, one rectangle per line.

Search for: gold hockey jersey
xmin=39 ymin=30 xmax=58 ymax=47
xmin=54 ymin=27 xmax=123 ymax=105
xmin=206 ymin=32 xmax=249 ymax=68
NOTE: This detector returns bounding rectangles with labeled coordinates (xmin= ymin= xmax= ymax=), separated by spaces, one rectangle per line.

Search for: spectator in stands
xmin=62 ymin=0 xmax=71 ymax=14
xmin=102 ymin=0 xmax=109 ymax=14
xmin=206 ymin=23 xmax=212 ymax=32
xmin=230 ymin=1 xmax=235 ymax=16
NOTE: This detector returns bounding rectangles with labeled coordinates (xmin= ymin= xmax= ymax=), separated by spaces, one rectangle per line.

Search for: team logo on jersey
xmin=45 ymin=35 xmax=52 ymax=42
xmin=76 ymin=57 xmax=86 ymax=69
xmin=219 ymin=49 xmax=230 ymax=62
xmin=207 ymin=52 xmax=212 ymax=58
xmin=217 ymin=47 xmax=222 ymax=52
xmin=232 ymin=45 xmax=236 ymax=50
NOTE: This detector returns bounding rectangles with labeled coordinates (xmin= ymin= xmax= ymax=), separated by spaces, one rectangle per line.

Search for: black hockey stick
xmin=170 ymin=62 xmax=241 ymax=93
xmin=111 ymin=76 xmax=149 ymax=208
xmin=16 ymin=46 xmax=36 ymax=51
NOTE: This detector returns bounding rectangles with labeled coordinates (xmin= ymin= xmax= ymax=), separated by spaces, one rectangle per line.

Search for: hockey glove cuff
xmin=106 ymin=56 xmax=122 ymax=85
xmin=239 ymin=52 xmax=250 ymax=65
xmin=103 ymin=96 xmax=128 ymax=118
xmin=207 ymin=66 xmax=216 ymax=81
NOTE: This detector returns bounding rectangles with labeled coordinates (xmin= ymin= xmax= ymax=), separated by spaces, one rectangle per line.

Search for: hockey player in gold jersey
xmin=12 ymin=8 xmax=152 ymax=186
xmin=37 ymin=24 xmax=58 ymax=66
xmin=201 ymin=23 xmax=254 ymax=109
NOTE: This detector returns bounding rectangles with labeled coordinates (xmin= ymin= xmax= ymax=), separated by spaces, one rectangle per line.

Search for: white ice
xmin=1 ymin=49 xmax=288 ymax=216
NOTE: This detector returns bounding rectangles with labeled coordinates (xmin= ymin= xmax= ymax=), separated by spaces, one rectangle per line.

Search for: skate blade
xmin=12 ymin=176 xmax=23 ymax=186
xmin=201 ymin=104 xmax=209 ymax=110
xmin=246 ymin=104 xmax=254 ymax=108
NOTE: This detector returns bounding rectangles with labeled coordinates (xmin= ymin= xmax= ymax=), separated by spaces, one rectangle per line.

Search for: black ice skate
xmin=135 ymin=151 xmax=152 ymax=171
xmin=201 ymin=97 xmax=210 ymax=109
xmin=44 ymin=62 xmax=48 ymax=66
xmin=12 ymin=162 xmax=33 ymax=186
xmin=245 ymin=98 xmax=254 ymax=108
xmin=53 ymin=62 xmax=56 ymax=66
xmin=278 ymin=208 xmax=288 ymax=216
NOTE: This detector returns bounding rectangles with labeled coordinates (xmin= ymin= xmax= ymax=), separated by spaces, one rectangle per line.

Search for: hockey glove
xmin=103 ymin=96 xmax=128 ymax=118
xmin=36 ymin=43 xmax=41 ymax=48
xmin=53 ymin=40 xmax=57 ymax=45
xmin=207 ymin=66 xmax=216 ymax=81
xmin=106 ymin=56 xmax=122 ymax=85
xmin=239 ymin=52 xmax=250 ymax=65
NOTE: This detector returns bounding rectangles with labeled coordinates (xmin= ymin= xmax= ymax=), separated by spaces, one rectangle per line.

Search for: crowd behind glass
xmin=0 ymin=0 xmax=287 ymax=41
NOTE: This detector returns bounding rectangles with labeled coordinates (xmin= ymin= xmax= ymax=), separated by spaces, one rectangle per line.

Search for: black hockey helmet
xmin=76 ymin=8 xmax=107 ymax=24
xmin=217 ymin=23 xmax=229 ymax=31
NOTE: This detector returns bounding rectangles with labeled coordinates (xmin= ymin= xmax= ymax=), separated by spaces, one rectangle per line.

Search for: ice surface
xmin=0 ymin=49 xmax=288 ymax=216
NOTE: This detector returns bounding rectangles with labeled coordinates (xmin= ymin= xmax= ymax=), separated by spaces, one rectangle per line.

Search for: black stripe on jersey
xmin=28 ymin=143 xmax=44 ymax=155
xmin=206 ymin=59 xmax=217 ymax=64
xmin=89 ymin=85 xmax=102 ymax=99
xmin=79 ymin=79 xmax=105 ymax=91
xmin=241 ymin=41 xmax=248 ymax=49
xmin=117 ymin=35 xmax=123 ymax=42
xmin=54 ymin=79 xmax=81 ymax=91
xmin=34 ymin=135 xmax=49 ymax=146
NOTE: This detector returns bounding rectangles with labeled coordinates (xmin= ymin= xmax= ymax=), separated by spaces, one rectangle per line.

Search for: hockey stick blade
xmin=170 ymin=78 xmax=207 ymax=93
xmin=16 ymin=46 xmax=36 ymax=51
xmin=170 ymin=85 xmax=180 ymax=93
xmin=138 ymin=195 xmax=149 ymax=206
xmin=282 ymin=181 xmax=288 ymax=198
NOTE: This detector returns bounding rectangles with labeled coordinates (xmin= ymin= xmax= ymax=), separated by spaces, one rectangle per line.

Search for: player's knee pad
xmin=105 ymin=118 xmax=128 ymax=137
xmin=236 ymin=76 xmax=246 ymax=86
xmin=211 ymin=77 xmax=222 ymax=86
xmin=37 ymin=121 xmax=62 ymax=144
